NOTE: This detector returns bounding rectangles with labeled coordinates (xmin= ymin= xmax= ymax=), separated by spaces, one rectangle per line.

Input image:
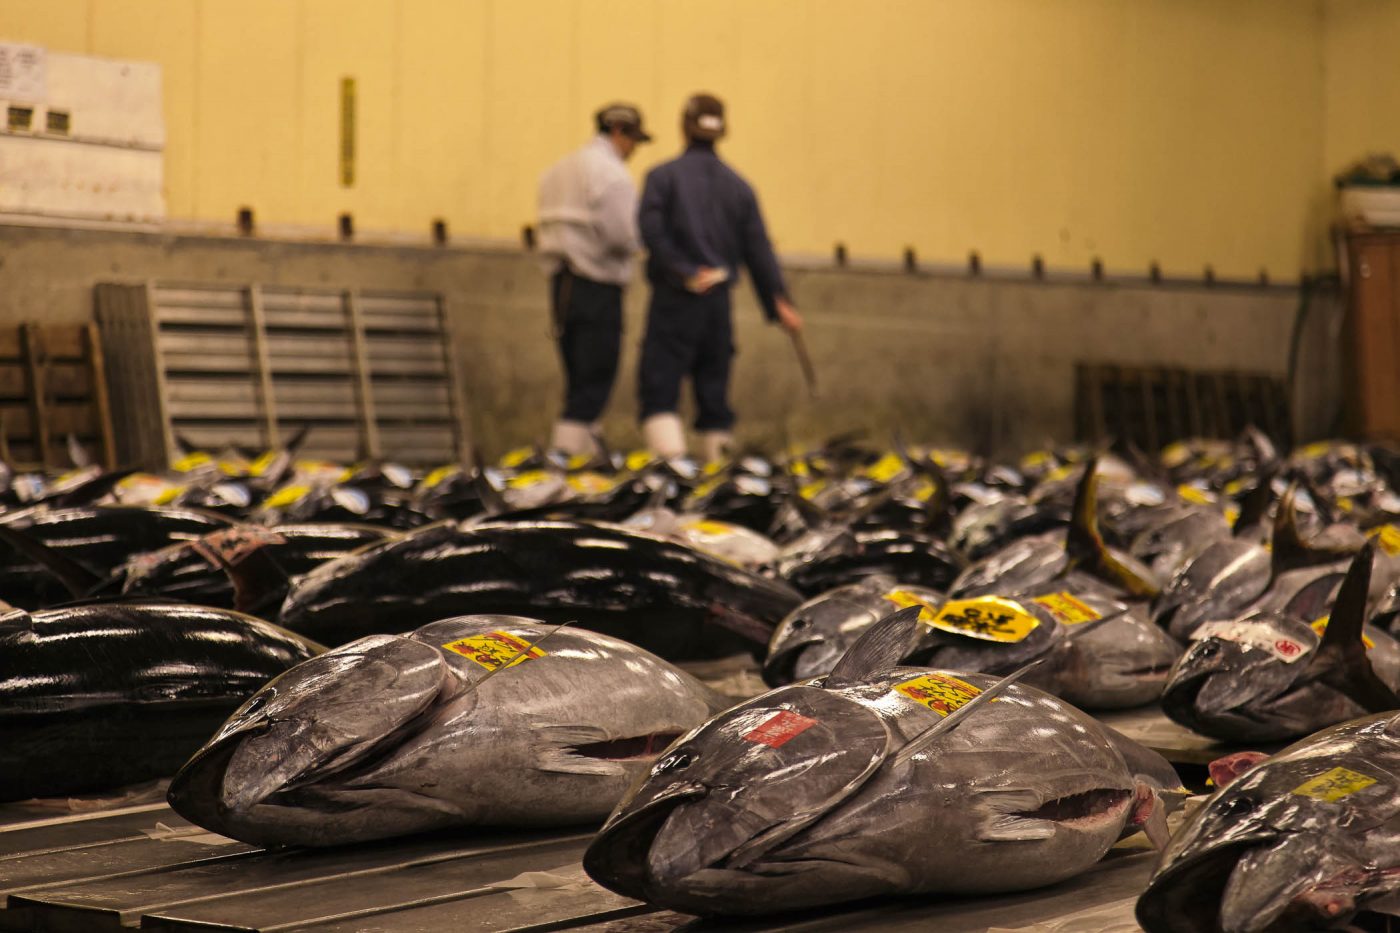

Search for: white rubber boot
xmin=549 ymin=420 xmax=595 ymax=456
xmin=642 ymin=413 xmax=688 ymax=460
xmin=700 ymin=431 xmax=733 ymax=465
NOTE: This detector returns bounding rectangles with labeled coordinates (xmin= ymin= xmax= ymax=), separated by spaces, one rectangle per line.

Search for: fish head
xmin=1160 ymin=615 xmax=1315 ymax=731
xmin=584 ymin=684 xmax=891 ymax=909
xmin=1138 ymin=729 xmax=1400 ymax=933
xmin=167 ymin=633 xmax=455 ymax=837
xmin=763 ymin=578 xmax=929 ymax=685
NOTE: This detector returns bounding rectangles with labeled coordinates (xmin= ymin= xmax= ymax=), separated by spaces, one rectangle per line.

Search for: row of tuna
xmin=7 ymin=429 xmax=1400 ymax=929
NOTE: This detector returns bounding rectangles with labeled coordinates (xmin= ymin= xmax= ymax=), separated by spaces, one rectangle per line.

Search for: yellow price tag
xmin=1031 ymin=591 xmax=1101 ymax=625
xmin=1311 ymin=616 xmax=1375 ymax=650
xmin=1369 ymin=525 xmax=1400 ymax=557
xmin=883 ymin=589 xmax=937 ymax=622
xmin=864 ymin=453 xmax=906 ymax=484
xmin=625 ymin=450 xmax=654 ymax=472
xmin=441 ymin=631 xmax=546 ymax=672
xmin=1161 ymin=441 xmax=1192 ymax=469
xmin=799 ymin=479 xmax=828 ymax=501
xmin=506 ymin=470 xmax=552 ymax=489
xmin=913 ymin=479 xmax=938 ymax=502
xmin=894 ymin=673 xmax=983 ymax=717
xmin=422 ymin=465 xmax=458 ymax=489
xmin=1292 ymin=766 xmax=1377 ymax=802
xmin=927 ymin=597 xmax=1040 ymax=643
xmin=171 ymin=452 xmax=213 ymax=473
xmin=264 ymin=484 xmax=311 ymax=509
xmin=1301 ymin=441 xmax=1333 ymax=459
xmin=1177 ymin=484 xmax=1216 ymax=507
xmin=566 ymin=453 xmax=593 ymax=471
xmin=684 ymin=519 xmax=737 ymax=538
xmin=249 ymin=450 xmax=278 ymax=476
xmin=1020 ymin=450 xmax=1052 ymax=471
xmin=500 ymin=447 xmax=533 ymax=469
xmin=567 ymin=472 xmax=617 ymax=495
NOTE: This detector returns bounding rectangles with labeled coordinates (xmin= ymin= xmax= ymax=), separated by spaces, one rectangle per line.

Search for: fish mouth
xmin=1136 ymin=839 xmax=1267 ymax=933
xmin=583 ymin=782 xmax=707 ymax=900
xmin=983 ymin=786 xmax=1134 ymax=840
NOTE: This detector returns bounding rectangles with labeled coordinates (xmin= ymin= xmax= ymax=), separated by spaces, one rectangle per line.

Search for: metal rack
xmin=95 ymin=282 xmax=471 ymax=468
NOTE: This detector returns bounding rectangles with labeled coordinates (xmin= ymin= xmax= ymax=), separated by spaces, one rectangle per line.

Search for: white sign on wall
xmin=0 ymin=42 xmax=47 ymax=102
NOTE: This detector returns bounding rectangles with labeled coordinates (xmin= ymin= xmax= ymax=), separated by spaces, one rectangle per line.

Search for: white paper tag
xmin=1191 ymin=620 xmax=1308 ymax=664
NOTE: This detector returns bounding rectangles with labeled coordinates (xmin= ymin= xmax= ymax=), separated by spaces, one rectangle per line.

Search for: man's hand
xmin=685 ymin=266 xmax=729 ymax=294
xmin=775 ymin=297 xmax=804 ymax=334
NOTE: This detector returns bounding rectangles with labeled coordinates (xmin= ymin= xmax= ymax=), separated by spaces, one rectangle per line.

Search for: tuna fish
xmin=1 ymin=601 xmax=321 ymax=801
xmin=276 ymin=519 xmax=803 ymax=657
xmin=584 ymin=608 xmax=1182 ymax=915
xmin=167 ymin=615 xmax=727 ymax=846
xmin=1137 ymin=711 xmax=1400 ymax=932
xmin=1160 ymin=543 xmax=1400 ymax=742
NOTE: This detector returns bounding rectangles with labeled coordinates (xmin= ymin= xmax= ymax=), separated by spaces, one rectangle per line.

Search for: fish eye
xmin=241 ymin=692 xmax=270 ymax=716
xmin=790 ymin=617 xmax=809 ymax=630
xmin=1197 ymin=642 xmax=1220 ymax=658
xmin=1220 ymin=796 xmax=1255 ymax=817
xmin=653 ymin=750 xmax=694 ymax=774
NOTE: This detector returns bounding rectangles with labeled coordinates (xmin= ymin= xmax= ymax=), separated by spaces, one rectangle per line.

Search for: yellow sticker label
xmin=1337 ymin=496 xmax=1355 ymax=513
xmin=913 ymin=479 xmax=938 ymax=502
xmin=1177 ymin=484 xmax=1216 ymax=506
xmin=566 ymin=453 xmax=593 ymax=471
xmin=567 ymin=472 xmax=617 ymax=495
xmin=864 ymin=453 xmax=906 ymax=484
xmin=690 ymin=475 xmax=723 ymax=500
xmin=171 ymin=452 xmax=213 ymax=473
xmin=684 ymin=519 xmax=737 ymax=538
xmin=790 ymin=460 xmax=811 ymax=478
xmin=625 ymin=450 xmax=654 ymax=472
xmin=1301 ymin=441 xmax=1334 ymax=459
xmin=1224 ymin=506 xmax=1241 ymax=527
xmin=1020 ymin=450 xmax=1053 ymax=471
xmin=894 ymin=673 xmax=983 ymax=717
xmin=702 ymin=460 xmax=724 ymax=476
xmin=218 ymin=458 xmax=248 ymax=476
xmin=1311 ymin=616 xmax=1375 ymax=650
xmin=927 ymin=597 xmax=1040 ymax=643
xmin=500 ymin=447 xmax=533 ymax=469
xmin=1161 ymin=441 xmax=1192 ymax=469
xmin=441 ymin=630 xmax=546 ymax=671
xmin=883 ymin=589 xmax=938 ymax=622
xmin=249 ymin=450 xmax=278 ymax=476
xmin=422 ymin=465 xmax=458 ymax=489
xmin=1223 ymin=478 xmax=1247 ymax=497
xmin=1369 ymin=525 xmax=1400 ymax=558
xmin=263 ymin=484 xmax=311 ymax=509
xmin=1031 ymin=591 xmax=1101 ymax=625
xmin=1047 ymin=464 xmax=1076 ymax=483
xmin=799 ymin=479 xmax=828 ymax=501
xmin=506 ymin=470 xmax=553 ymax=489
xmin=1291 ymin=766 xmax=1377 ymax=802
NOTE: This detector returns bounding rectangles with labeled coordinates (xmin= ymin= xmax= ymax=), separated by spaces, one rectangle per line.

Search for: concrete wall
xmin=0 ymin=222 xmax=1310 ymax=462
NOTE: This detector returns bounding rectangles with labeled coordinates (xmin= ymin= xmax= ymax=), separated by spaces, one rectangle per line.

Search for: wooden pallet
xmin=0 ymin=322 xmax=116 ymax=470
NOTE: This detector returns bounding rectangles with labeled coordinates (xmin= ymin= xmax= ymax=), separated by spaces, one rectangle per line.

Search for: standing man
xmin=537 ymin=103 xmax=652 ymax=456
xmin=637 ymin=93 xmax=803 ymax=463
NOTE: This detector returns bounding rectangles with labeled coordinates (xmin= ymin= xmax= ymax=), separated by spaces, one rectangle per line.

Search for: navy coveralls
xmin=637 ymin=143 xmax=789 ymax=431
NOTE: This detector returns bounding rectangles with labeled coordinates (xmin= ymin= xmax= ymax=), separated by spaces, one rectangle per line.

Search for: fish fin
xmin=67 ymin=433 xmax=92 ymax=468
xmin=893 ymin=660 xmax=1044 ymax=766
xmin=282 ymin=423 xmax=312 ymax=455
xmin=1132 ymin=783 xmax=1173 ymax=850
xmin=0 ymin=523 xmax=104 ymax=597
xmin=895 ymin=429 xmax=951 ymax=521
xmin=49 ymin=467 xmax=140 ymax=508
xmin=825 ymin=606 xmax=922 ymax=687
xmin=976 ymin=816 xmax=1057 ymax=842
xmin=1314 ymin=542 xmax=1400 ymax=712
xmin=472 ymin=469 xmax=510 ymax=515
xmin=0 ymin=606 xmax=33 ymax=631
xmin=1232 ymin=465 xmax=1277 ymax=536
xmin=1064 ymin=457 xmax=1160 ymax=598
xmin=1240 ymin=424 xmax=1279 ymax=469
xmin=534 ymin=725 xmax=628 ymax=776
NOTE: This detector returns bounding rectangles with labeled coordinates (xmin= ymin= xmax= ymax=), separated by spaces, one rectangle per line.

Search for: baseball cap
xmin=683 ymin=93 xmax=725 ymax=142
xmin=595 ymin=103 xmax=652 ymax=142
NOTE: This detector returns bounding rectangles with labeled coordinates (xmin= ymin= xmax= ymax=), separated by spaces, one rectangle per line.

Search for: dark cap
xmin=595 ymin=103 xmax=652 ymax=142
xmin=683 ymin=93 xmax=726 ymax=142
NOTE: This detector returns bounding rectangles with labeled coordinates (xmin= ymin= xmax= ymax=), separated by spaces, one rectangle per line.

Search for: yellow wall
xmin=1324 ymin=1 xmax=1400 ymax=189
xmin=0 ymin=0 xmax=1358 ymax=279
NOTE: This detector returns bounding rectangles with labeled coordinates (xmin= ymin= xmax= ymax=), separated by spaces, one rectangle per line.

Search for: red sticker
xmin=743 ymin=710 xmax=818 ymax=748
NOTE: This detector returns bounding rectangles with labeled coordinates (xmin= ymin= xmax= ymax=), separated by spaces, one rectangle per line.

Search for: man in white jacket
xmin=536 ymin=103 xmax=651 ymax=456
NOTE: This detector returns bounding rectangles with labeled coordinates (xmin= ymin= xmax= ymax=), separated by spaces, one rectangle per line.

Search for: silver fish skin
xmin=167 ymin=615 xmax=727 ymax=847
xmin=585 ymin=666 xmax=1177 ymax=916
xmin=763 ymin=575 xmax=944 ymax=686
xmin=1153 ymin=538 xmax=1273 ymax=640
xmin=1138 ymin=712 xmax=1400 ymax=933
xmin=1160 ymin=613 xmax=1400 ymax=743
xmin=1130 ymin=507 xmax=1233 ymax=582
xmin=952 ymin=531 xmax=1069 ymax=597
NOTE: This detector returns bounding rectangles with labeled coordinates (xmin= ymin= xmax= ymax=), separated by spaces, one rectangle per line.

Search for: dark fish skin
xmin=278 ymin=520 xmax=804 ymax=658
xmin=1138 ymin=712 xmax=1400 ymax=933
xmin=115 ymin=523 xmax=392 ymax=610
xmin=0 ymin=505 xmax=234 ymax=607
xmin=782 ymin=529 xmax=965 ymax=597
xmin=0 ymin=601 xmax=322 ymax=801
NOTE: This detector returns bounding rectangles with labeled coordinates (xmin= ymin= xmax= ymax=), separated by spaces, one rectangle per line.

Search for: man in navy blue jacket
xmin=637 ymin=93 xmax=803 ymax=462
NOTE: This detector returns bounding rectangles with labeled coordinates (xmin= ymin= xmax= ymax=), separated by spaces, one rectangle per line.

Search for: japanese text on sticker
xmin=895 ymin=673 xmax=983 ymax=717
xmin=928 ymin=597 xmax=1039 ymax=643
xmin=1292 ymin=767 xmax=1378 ymax=802
xmin=1031 ymin=592 xmax=1100 ymax=625
xmin=442 ymin=631 xmax=547 ymax=671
